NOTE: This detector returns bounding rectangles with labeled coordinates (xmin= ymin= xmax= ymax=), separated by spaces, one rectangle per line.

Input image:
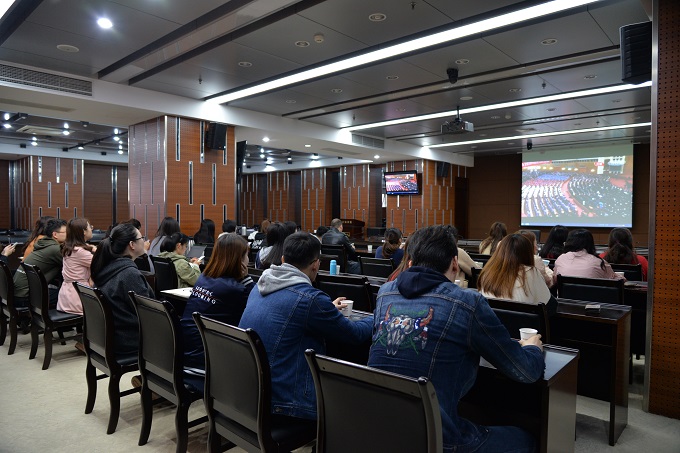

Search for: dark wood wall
xmin=83 ymin=163 xmax=129 ymax=230
xmin=301 ymin=168 xmax=327 ymax=232
xmin=241 ymin=173 xmax=267 ymax=228
xmin=339 ymin=164 xmax=371 ymax=228
xmin=0 ymin=161 xmax=9 ymax=228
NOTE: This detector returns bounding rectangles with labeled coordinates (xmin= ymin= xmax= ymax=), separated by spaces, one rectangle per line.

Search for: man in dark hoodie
xmin=13 ymin=218 xmax=67 ymax=308
xmin=368 ymin=225 xmax=545 ymax=453
xmin=239 ymin=232 xmax=373 ymax=421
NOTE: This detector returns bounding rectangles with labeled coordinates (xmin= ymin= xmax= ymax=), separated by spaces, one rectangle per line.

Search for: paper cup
xmin=367 ymin=245 xmax=373 ymax=252
xmin=542 ymin=259 xmax=550 ymax=266
xmin=336 ymin=265 xmax=341 ymax=275
xmin=519 ymin=328 xmax=538 ymax=340
xmin=341 ymin=300 xmax=354 ymax=317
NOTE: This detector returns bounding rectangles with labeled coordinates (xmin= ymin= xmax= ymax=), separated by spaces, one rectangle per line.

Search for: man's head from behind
xmin=282 ymin=232 xmax=321 ymax=271
xmin=45 ymin=218 xmax=68 ymax=243
xmin=222 ymin=219 xmax=237 ymax=233
xmin=330 ymin=218 xmax=343 ymax=231
xmin=408 ymin=225 xmax=458 ymax=274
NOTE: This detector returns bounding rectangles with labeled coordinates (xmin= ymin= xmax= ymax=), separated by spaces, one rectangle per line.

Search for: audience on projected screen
xmin=600 ymin=227 xmax=648 ymax=281
xmin=22 ymin=216 xmax=54 ymax=259
xmin=517 ymin=229 xmax=553 ymax=288
xmin=375 ymin=228 xmax=404 ymax=268
xmin=158 ymin=232 xmax=201 ymax=288
xmin=479 ymin=221 xmax=507 ymax=255
xmin=256 ymin=222 xmax=291 ymax=269
xmin=57 ymin=217 xmax=96 ymax=315
xmin=478 ymin=233 xmax=556 ymax=313
xmin=192 ymin=218 xmax=215 ymax=244
xmin=148 ymin=216 xmax=181 ymax=257
xmin=553 ymin=228 xmax=624 ymax=284
xmin=539 ymin=225 xmax=568 ymax=260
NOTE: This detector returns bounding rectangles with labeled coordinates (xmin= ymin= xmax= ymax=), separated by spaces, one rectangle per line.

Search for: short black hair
xmin=222 ymin=219 xmax=237 ymax=233
xmin=408 ymin=225 xmax=458 ymax=274
xmin=315 ymin=225 xmax=329 ymax=237
xmin=45 ymin=218 xmax=67 ymax=238
xmin=283 ymin=232 xmax=321 ymax=268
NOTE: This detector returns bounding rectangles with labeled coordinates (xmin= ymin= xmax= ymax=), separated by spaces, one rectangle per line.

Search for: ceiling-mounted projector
xmin=441 ymin=118 xmax=474 ymax=134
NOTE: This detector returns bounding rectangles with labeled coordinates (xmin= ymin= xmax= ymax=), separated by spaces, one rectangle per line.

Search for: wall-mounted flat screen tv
xmin=384 ymin=170 xmax=419 ymax=195
xmin=521 ymin=144 xmax=634 ymax=228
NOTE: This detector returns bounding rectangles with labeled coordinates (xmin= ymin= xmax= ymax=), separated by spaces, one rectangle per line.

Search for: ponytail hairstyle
xmin=62 ymin=217 xmax=94 ymax=257
xmin=159 ymin=232 xmax=190 ymax=253
xmin=261 ymin=222 xmax=290 ymax=269
xmin=564 ymin=228 xmax=606 ymax=270
xmin=91 ymin=223 xmax=139 ymax=279
xmin=381 ymin=228 xmax=402 ymax=259
xmin=603 ymin=228 xmax=637 ymax=265
xmin=23 ymin=216 xmax=54 ymax=254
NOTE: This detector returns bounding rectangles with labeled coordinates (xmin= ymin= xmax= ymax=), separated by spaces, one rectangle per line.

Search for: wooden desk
xmin=160 ymin=287 xmax=191 ymax=315
xmin=552 ymin=299 xmax=631 ymax=446
xmin=459 ymin=345 xmax=579 ymax=453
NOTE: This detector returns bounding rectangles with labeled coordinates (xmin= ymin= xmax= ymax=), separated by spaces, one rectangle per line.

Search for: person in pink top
xmin=57 ymin=218 xmax=96 ymax=314
xmin=553 ymin=228 xmax=624 ymax=285
xmin=599 ymin=228 xmax=648 ymax=281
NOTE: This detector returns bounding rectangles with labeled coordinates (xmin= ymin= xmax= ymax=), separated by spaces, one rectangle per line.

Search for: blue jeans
xmin=473 ymin=425 xmax=536 ymax=453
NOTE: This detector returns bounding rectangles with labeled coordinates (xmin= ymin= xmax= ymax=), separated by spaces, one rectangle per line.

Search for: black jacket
xmin=321 ymin=227 xmax=357 ymax=261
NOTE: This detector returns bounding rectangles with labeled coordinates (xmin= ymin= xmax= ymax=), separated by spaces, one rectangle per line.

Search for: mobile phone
xmin=198 ymin=255 xmax=205 ymax=262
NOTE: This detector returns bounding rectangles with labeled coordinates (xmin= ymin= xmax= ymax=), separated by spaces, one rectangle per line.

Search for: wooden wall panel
xmin=301 ymin=168 xmax=327 ymax=232
xmin=0 ymin=161 xmax=9 ymax=228
xmin=267 ymin=171 xmax=290 ymax=222
xmin=340 ymin=164 xmax=370 ymax=228
xmin=28 ymin=156 xmax=83 ymax=223
xmin=241 ymin=173 xmax=267 ymax=228
xmin=84 ymin=164 xmax=113 ymax=229
xmin=13 ymin=158 xmax=31 ymax=229
xmin=116 ymin=166 xmax=129 ymax=224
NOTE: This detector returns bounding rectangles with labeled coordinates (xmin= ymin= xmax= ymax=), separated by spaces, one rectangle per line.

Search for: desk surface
xmin=161 ymin=287 xmax=192 ymax=299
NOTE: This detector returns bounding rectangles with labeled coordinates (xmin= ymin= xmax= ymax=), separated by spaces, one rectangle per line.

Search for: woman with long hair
xmin=539 ymin=225 xmax=568 ymax=259
xmin=158 ymin=232 xmax=201 ymax=288
xmin=375 ymin=228 xmax=404 ymax=267
xmin=192 ymin=219 xmax=215 ymax=244
xmin=256 ymin=222 xmax=290 ymax=269
xmin=478 ymin=234 xmax=553 ymax=308
xmin=91 ymin=223 xmax=154 ymax=356
xmin=600 ymin=227 xmax=648 ymax=280
xmin=516 ymin=229 xmax=553 ymax=288
xmin=57 ymin=218 xmax=96 ymax=314
xmin=181 ymin=234 xmax=255 ymax=392
xmin=479 ymin=221 xmax=507 ymax=255
xmin=387 ymin=236 xmax=412 ymax=282
xmin=148 ymin=216 xmax=181 ymax=256
xmin=553 ymin=228 xmax=623 ymax=284
xmin=22 ymin=216 xmax=54 ymax=258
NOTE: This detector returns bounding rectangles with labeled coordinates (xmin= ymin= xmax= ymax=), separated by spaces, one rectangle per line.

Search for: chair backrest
xmin=150 ymin=256 xmax=178 ymax=293
xmin=248 ymin=267 xmax=265 ymax=277
xmin=318 ymin=254 xmax=335 ymax=272
xmin=193 ymin=313 xmax=275 ymax=451
xmin=315 ymin=273 xmax=374 ymax=311
xmin=609 ymin=263 xmax=643 ymax=281
xmin=0 ymin=260 xmax=14 ymax=310
xmin=305 ymin=350 xmax=442 ymax=453
xmin=468 ymin=267 xmax=482 ymax=290
xmin=133 ymin=254 xmax=151 ymax=272
xmin=556 ymin=275 xmax=624 ymax=305
xmin=467 ymin=252 xmax=492 ymax=261
xmin=3 ymin=243 xmax=24 ymax=272
xmin=358 ymin=256 xmax=394 ymax=278
xmin=320 ymin=244 xmax=347 ymax=269
xmin=20 ymin=262 xmax=49 ymax=320
xmin=485 ymin=297 xmax=551 ymax=343
xmin=129 ymin=292 xmax=185 ymax=397
xmin=74 ymin=283 xmax=116 ymax=364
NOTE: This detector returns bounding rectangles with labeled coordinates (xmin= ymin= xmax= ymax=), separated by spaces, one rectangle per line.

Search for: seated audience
xmin=158 ymin=232 xmax=201 ymax=288
xmin=478 ymin=234 xmax=555 ymax=312
xmin=148 ymin=216 xmax=180 ymax=256
xmin=13 ymin=218 xmax=67 ymax=307
xmin=368 ymin=225 xmax=544 ymax=453
xmin=256 ymin=222 xmax=290 ymax=269
xmin=181 ymin=233 xmax=255 ymax=392
xmin=283 ymin=220 xmax=300 ymax=235
xmin=249 ymin=219 xmax=270 ymax=251
xmin=57 ymin=218 xmax=96 ymax=314
xmin=517 ymin=229 xmax=553 ymax=287
xmin=22 ymin=216 xmax=54 ymax=259
xmin=221 ymin=219 xmax=237 ymax=234
xmin=91 ymin=223 xmax=154 ymax=356
xmin=313 ymin=225 xmax=328 ymax=242
xmin=239 ymin=232 xmax=372 ymax=421
xmin=387 ymin=235 xmax=412 ymax=282
xmin=445 ymin=225 xmax=482 ymax=284
xmin=192 ymin=218 xmax=215 ymax=244
xmin=553 ymin=228 xmax=624 ymax=284
xmin=1 ymin=242 xmax=16 ymax=265
xmin=321 ymin=218 xmax=361 ymax=274
xmin=600 ymin=227 xmax=648 ymax=281
xmin=539 ymin=225 xmax=568 ymax=260
xmin=479 ymin=221 xmax=507 ymax=255
xmin=375 ymin=228 xmax=404 ymax=268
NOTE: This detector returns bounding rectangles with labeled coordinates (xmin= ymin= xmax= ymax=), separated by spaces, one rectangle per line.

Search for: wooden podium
xmin=341 ymin=219 xmax=365 ymax=240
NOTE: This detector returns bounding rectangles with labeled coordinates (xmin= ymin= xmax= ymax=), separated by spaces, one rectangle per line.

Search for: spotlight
xmin=312 ymin=153 xmax=319 ymax=160
xmin=77 ymin=143 xmax=84 ymax=150
xmin=3 ymin=123 xmax=11 ymax=129
xmin=446 ymin=67 xmax=459 ymax=84
xmin=118 ymin=149 xmax=124 ymax=155
xmin=527 ymin=140 xmax=533 ymax=151
xmin=2 ymin=113 xmax=9 ymax=120
xmin=114 ymin=136 xmax=120 ymax=141
xmin=81 ymin=121 xmax=89 ymax=127
xmin=62 ymin=129 xmax=70 ymax=136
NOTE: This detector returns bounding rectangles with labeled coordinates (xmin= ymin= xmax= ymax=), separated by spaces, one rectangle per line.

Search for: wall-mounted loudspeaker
xmin=205 ymin=122 xmax=227 ymax=149
xmin=620 ymin=21 xmax=652 ymax=84
xmin=436 ymin=161 xmax=450 ymax=178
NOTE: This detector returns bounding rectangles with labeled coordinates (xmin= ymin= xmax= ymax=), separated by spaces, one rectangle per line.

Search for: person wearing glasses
xmin=91 ymin=223 xmax=155 ymax=357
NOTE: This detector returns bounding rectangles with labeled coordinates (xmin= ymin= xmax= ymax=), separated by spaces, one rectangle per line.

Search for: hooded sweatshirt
xmin=13 ymin=237 xmax=63 ymax=299
xmin=93 ymin=257 xmax=155 ymax=356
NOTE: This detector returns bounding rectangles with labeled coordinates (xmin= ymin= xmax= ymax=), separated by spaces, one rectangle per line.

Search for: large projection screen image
xmin=521 ymin=145 xmax=634 ymax=227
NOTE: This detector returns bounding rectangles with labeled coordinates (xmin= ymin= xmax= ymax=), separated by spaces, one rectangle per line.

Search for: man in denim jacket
xmin=239 ymin=232 xmax=373 ymax=421
xmin=368 ymin=225 xmax=544 ymax=453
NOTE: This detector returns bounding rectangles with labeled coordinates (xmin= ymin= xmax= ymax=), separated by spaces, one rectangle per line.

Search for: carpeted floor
xmin=0 ymin=332 xmax=678 ymax=452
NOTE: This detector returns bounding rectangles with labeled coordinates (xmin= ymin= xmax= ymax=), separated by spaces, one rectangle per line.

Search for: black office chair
xmin=193 ymin=313 xmax=316 ymax=453
xmin=0 ymin=260 xmax=30 ymax=355
xmin=320 ymin=244 xmax=347 ymax=271
xmin=468 ymin=267 xmax=482 ymax=290
xmin=150 ymin=256 xmax=178 ymax=293
xmin=305 ymin=349 xmax=443 ymax=453
xmin=485 ymin=297 xmax=551 ymax=343
xmin=74 ymin=283 xmax=139 ymax=434
xmin=129 ymin=292 xmax=207 ymax=453
xmin=556 ymin=275 xmax=624 ymax=305
xmin=609 ymin=263 xmax=643 ymax=281
xmin=358 ymin=256 xmax=394 ymax=278
xmin=22 ymin=263 xmax=82 ymax=369
xmin=318 ymin=254 xmax=336 ymax=272
xmin=133 ymin=254 xmax=151 ymax=272
xmin=468 ymin=252 xmax=492 ymax=262
xmin=315 ymin=273 xmax=374 ymax=312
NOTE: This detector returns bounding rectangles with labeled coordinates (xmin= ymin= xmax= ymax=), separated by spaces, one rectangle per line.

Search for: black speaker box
xmin=436 ymin=161 xmax=450 ymax=178
xmin=620 ymin=21 xmax=652 ymax=85
xmin=205 ymin=122 xmax=227 ymax=149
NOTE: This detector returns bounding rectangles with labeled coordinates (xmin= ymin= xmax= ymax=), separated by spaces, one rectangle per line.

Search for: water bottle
xmin=329 ymin=259 xmax=337 ymax=275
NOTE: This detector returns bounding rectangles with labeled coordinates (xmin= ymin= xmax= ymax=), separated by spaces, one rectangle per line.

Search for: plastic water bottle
xmin=329 ymin=259 xmax=337 ymax=275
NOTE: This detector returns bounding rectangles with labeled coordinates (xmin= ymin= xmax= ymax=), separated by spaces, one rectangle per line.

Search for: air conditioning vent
xmin=0 ymin=64 xmax=92 ymax=96
xmin=352 ymin=134 xmax=385 ymax=149
xmin=16 ymin=126 xmax=66 ymax=136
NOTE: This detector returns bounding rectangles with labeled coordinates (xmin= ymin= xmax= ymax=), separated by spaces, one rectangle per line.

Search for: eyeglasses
xmin=134 ymin=236 xmax=146 ymax=242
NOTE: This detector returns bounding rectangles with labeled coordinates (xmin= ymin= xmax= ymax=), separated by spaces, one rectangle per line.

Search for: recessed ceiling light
xmin=260 ymin=153 xmax=265 ymax=158
xmin=2 ymin=123 xmax=11 ymax=129
xmin=238 ymin=61 xmax=253 ymax=67
xmin=509 ymin=88 xmax=522 ymax=93
xmin=62 ymin=129 xmax=70 ymax=136
xmin=455 ymin=59 xmax=470 ymax=65
xmin=304 ymin=144 xmax=311 ymax=147
xmin=396 ymin=107 xmax=406 ymax=112
xmin=459 ymin=96 xmax=473 ymax=101
xmin=2 ymin=113 xmax=9 ymax=120
xmin=541 ymin=38 xmax=557 ymax=45
xmin=114 ymin=128 xmax=119 ymax=134
xmin=369 ymin=13 xmax=387 ymax=21
xmin=312 ymin=153 xmax=319 ymax=160
xmin=118 ymin=149 xmax=124 ymax=155
xmin=97 ymin=18 xmax=113 ymax=29
xmin=56 ymin=44 xmax=79 ymax=53
xmin=262 ymin=137 xmax=270 ymax=142
xmin=583 ymin=74 xmax=597 ymax=79
xmin=288 ymin=157 xmax=292 ymax=161
xmin=31 ymin=140 xmax=37 ymax=146
xmin=295 ymin=40 xmax=310 ymax=47
xmin=64 ymin=122 xmax=69 ymax=129
xmin=330 ymin=88 xmax=343 ymax=93
xmin=373 ymin=155 xmax=380 ymax=159
xmin=77 ymin=144 xmax=84 ymax=150
xmin=386 ymin=75 xmax=399 ymax=80
xmin=285 ymin=99 xmax=297 ymax=103
xmin=114 ymin=136 xmax=120 ymax=142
